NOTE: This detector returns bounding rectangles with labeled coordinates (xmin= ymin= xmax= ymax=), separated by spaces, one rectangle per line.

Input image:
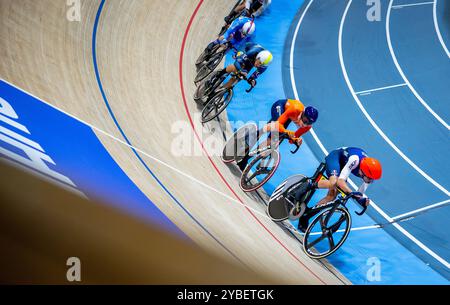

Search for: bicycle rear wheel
xmin=195 ymin=44 xmax=220 ymax=68
xmin=221 ymin=123 xmax=258 ymax=163
xmin=240 ymin=150 xmax=280 ymax=192
xmin=201 ymin=89 xmax=233 ymax=123
xmin=303 ymin=207 xmax=351 ymax=259
xmin=194 ymin=71 xmax=227 ymax=103
xmin=194 ymin=51 xmax=225 ymax=84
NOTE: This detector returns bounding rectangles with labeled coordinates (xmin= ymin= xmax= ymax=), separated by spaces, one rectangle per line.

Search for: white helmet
xmin=256 ymin=50 xmax=273 ymax=66
xmin=241 ymin=20 xmax=256 ymax=37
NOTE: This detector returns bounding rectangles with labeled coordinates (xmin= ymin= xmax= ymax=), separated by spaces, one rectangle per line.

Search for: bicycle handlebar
xmin=232 ymin=72 xmax=255 ymax=93
xmin=340 ymin=192 xmax=368 ymax=216
xmin=277 ymin=133 xmax=301 ymax=154
xmin=290 ymin=143 xmax=300 ymax=154
xmin=245 ymin=79 xmax=256 ymax=93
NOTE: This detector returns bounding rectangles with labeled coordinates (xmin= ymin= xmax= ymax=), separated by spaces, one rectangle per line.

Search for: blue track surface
xmin=226 ymin=0 xmax=449 ymax=284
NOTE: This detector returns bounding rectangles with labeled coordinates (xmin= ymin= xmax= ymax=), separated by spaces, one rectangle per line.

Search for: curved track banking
xmin=0 ymin=0 xmax=347 ymax=284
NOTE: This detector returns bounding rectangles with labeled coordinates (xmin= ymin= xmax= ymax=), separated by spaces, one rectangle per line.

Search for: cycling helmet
xmin=241 ymin=20 xmax=256 ymax=36
xmin=360 ymin=157 xmax=382 ymax=180
xmin=256 ymin=50 xmax=273 ymax=66
xmin=303 ymin=106 xmax=319 ymax=124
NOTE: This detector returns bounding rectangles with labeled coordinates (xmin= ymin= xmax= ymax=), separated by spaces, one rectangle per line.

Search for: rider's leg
xmin=216 ymin=63 xmax=236 ymax=78
xmin=316 ymin=175 xmax=338 ymax=206
xmin=237 ymin=100 xmax=288 ymax=170
xmin=221 ymin=64 xmax=240 ymax=89
xmin=314 ymin=148 xmax=342 ymax=206
xmin=257 ymin=99 xmax=289 ymax=153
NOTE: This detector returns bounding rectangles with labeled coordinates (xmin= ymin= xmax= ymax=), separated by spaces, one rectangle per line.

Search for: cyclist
xmin=213 ymin=42 xmax=273 ymax=92
xmin=225 ymin=0 xmax=272 ymax=23
xmin=316 ymin=147 xmax=382 ymax=207
xmin=236 ymin=99 xmax=319 ymax=170
xmin=205 ymin=16 xmax=256 ymax=54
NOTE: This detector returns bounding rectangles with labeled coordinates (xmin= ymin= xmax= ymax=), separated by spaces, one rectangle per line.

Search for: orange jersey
xmin=275 ymin=99 xmax=312 ymax=138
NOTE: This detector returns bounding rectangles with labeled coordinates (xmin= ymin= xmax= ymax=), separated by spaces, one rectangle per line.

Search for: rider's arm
xmin=248 ymin=65 xmax=267 ymax=82
xmin=357 ymin=183 xmax=369 ymax=198
xmin=337 ymin=156 xmax=359 ymax=195
xmin=221 ymin=18 xmax=244 ymax=43
xmin=266 ymin=106 xmax=297 ymax=133
xmin=294 ymin=126 xmax=312 ymax=138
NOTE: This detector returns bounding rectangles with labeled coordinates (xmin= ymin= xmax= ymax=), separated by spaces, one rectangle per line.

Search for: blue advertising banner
xmin=0 ymin=79 xmax=186 ymax=238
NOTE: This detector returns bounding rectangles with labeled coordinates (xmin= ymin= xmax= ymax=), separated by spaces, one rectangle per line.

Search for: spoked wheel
xmin=201 ymin=89 xmax=233 ymax=123
xmin=195 ymin=44 xmax=220 ymax=69
xmin=195 ymin=49 xmax=210 ymax=68
xmin=221 ymin=123 xmax=258 ymax=163
xmin=303 ymin=207 xmax=352 ymax=259
xmin=194 ymin=50 xmax=226 ymax=84
xmin=194 ymin=72 xmax=225 ymax=104
xmin=240 ymin=150 xmax=280 ymax=192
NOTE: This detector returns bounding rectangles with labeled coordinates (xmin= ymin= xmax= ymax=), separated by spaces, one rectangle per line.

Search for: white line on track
xmin=392 ymin=1 xmax=434 ymax=9
xmin=392 ymin=199 xmax=450 ymax=220
xmin=307 ymin=225 xmax=381 ymax=236
xmin=355 ymin=83 xmax=406 ymax=95
xmin=289 ymin=0 xmax=449 ymax=269
xmin=433 ymin=0 xmax=450 ymax=59
xmin=387 ymin=0 xmax=450 ymax=130
xmin=306 ymin=199 xmax=450 ymax=237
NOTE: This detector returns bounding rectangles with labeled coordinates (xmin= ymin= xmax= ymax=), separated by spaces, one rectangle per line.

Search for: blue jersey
xmin=325 ymin=147 xmax=369 ymax=179
xmin=342 ymin=147 xmax=369 ymax=177
xmin=234 ymin=42 xmax=268 ymax=80
xmin=221 ymin=17 xmax=253 ymax=46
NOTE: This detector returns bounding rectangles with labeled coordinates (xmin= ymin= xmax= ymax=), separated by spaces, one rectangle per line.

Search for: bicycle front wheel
xmin=201 ymin=89 xmax=233 ymax=123
xmin=240 ymin=150 xmax=280 ymax=192
xmin=303 ymin=207 xmax=351 ymax=259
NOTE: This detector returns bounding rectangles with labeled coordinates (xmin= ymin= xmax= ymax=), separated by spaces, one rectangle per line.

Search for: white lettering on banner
xmin=0 ymin=125 xmax=44 ymax=152
xmin=0 ymin=96 xmax=84 ymax=196
xmin=0 ymin=97 xmax=29 ymax=133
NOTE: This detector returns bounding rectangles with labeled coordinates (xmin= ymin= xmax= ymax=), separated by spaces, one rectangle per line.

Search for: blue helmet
xmin=303 ymin=106 xmax=319 ymax=124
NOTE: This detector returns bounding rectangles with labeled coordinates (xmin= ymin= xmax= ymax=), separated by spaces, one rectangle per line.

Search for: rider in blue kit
xmin=297 ymin=147 xmax=383 ymax=232
xmin=317 ymin=147 xmax=383 ymax=207
xmin=215 ymin=42 xmax=273 ymax=88
xmin=206 ymin=16 xmax=256 ymax=52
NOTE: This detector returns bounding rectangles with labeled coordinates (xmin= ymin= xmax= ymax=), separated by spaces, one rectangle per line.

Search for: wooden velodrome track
xmin=0 ymin=0 xmax=349 ymax=284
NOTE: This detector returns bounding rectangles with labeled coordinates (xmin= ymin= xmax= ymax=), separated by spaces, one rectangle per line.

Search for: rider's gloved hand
xmin=289 ymin=137 xmax=303 ymax=146
xmin=350 ymin=192 xmax=370 ymax=207
xmin=359 ymin=197 xmax=370 ymax=207
xmin=285 ymin=130 xmax=296 ymax=140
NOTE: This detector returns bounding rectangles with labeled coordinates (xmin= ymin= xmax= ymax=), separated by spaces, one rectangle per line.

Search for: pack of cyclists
xmin=195 ymin=0 xmax=383 ymax=226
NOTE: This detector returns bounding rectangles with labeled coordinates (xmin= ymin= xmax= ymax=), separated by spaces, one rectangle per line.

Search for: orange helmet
xmin=360 ymin=157 xmax=382 ymax=180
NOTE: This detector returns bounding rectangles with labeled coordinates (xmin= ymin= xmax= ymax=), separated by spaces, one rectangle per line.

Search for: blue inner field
xmin=224 ymin=0 xmax=448 ymax=284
